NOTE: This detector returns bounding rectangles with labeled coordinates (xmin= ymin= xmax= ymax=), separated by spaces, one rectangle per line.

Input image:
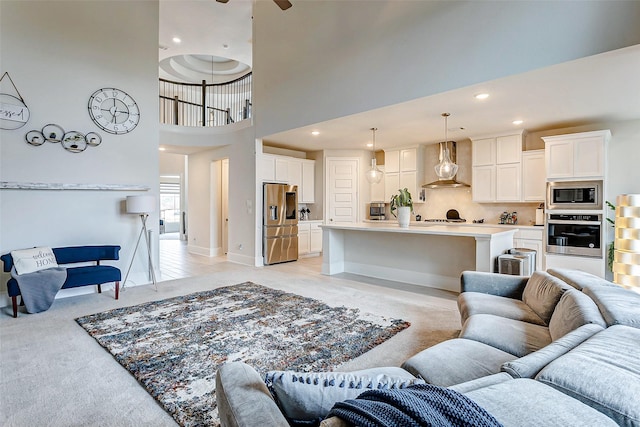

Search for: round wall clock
xmin=88 ymin=88 xmax=140 ymax=134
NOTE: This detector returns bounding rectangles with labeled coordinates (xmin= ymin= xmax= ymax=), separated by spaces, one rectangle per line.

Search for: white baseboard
xmin=226 ymin=252 xmax=255 ymax=266
xmin=187 ymin=244 xmax=217 ymax=257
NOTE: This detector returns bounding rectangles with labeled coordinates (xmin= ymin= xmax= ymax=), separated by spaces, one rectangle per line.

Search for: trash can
xmin=497 ymin=248 xmax=536 ymax=276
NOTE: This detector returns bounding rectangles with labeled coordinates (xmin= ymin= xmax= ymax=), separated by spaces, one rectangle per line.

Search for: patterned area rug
xmin=76 ymin=282 xmax=410 ymax=427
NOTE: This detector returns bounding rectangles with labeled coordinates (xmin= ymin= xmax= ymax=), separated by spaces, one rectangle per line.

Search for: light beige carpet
xmin=0 ymin=257 xmax=460 ymax=426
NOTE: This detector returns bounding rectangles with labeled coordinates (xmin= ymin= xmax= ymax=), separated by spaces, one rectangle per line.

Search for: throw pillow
xmin=264 ymin=367 xmax=425 ymax=426
xmin=11 ymin=247 xmax=59 ymax=275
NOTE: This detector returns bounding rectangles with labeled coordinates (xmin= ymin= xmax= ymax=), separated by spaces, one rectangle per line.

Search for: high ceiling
xmin=160 ymin=1 xmax=640 ymax=153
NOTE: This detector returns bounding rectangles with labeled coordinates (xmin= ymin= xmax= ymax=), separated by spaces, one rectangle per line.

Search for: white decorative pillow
xmin=264 ymin=367 xmax=425 ymax=424
xmin=11 ymin=247 xmax=59 ymax=275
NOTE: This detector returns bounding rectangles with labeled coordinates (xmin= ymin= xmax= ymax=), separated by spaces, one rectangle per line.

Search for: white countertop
xmin=363 ymin=219 xmax=543 ymax=230
xmin=321 ymin=222 xmax=517 ymax=238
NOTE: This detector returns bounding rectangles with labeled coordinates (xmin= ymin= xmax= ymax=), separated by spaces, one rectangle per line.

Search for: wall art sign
xmin=0 ymin=72 xmax=31 ymax=130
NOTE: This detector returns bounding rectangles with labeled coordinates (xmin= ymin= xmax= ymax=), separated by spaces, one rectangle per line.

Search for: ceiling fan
xmin=216 ymin=0 xmax=292 ymax=11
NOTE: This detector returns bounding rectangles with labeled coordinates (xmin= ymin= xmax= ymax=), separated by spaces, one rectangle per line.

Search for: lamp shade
xmin=126 ymin=195 xmax=156 ymax=214
xmin=613 ymin=194 xmax=640 ymax=291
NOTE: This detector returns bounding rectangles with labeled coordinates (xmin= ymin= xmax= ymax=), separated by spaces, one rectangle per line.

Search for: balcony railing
xmin=159 ymin=73 xmax=252 ymax=127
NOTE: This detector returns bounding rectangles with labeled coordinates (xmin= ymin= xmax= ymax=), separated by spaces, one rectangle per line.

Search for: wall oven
xmin=546 ymin=180 xmax=602 ymax=211
xmin=546 ymin=213 xmax=602 ymax=258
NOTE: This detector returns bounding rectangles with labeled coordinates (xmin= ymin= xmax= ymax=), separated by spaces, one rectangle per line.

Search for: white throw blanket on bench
xmin=11 ymin=267 xmax=67 ymax=313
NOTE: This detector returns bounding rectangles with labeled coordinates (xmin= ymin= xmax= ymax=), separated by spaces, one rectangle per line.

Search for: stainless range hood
xmin=422 ymin=141 xmax=470 ymax=189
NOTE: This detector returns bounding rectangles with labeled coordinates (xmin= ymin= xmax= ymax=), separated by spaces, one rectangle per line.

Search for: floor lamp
xmin=123 ymin=195 xmax=158 ymax=291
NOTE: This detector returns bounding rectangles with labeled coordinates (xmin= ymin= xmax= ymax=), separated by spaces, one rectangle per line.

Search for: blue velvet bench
xmin=1 ymin=245 xmax=121 ymax=318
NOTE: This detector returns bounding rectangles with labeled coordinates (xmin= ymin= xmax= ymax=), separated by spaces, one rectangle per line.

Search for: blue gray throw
xmin=11 ymin=267 xmax=67 ymax=313
xmin=327 ymin=383 xmax=503 ymax=427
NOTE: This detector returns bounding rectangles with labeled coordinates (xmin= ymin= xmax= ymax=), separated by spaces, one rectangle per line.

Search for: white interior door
xmin=222 ymin=158 xmax=229 ymax=254
xmin=326 ymin=158 xmax=359 ymax=223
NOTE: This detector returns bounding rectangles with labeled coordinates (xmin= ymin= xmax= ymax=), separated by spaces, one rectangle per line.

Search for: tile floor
xmin=159 ymin=237 xmax=227 ymax=281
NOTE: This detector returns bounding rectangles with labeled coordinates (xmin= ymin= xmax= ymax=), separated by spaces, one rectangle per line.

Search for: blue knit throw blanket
xmin=327 ymin=383 xmax=503 ymax=427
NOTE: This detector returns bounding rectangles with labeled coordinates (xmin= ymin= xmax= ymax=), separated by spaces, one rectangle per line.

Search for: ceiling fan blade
xmin=273 ymin=0 xmax=292 ymax=10
xmin=216 ymin=0 xmax=229 ymax=3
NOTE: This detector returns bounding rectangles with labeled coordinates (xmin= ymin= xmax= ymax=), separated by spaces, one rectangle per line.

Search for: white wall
xmin=252 ymin=1 xmax=640 ymax=140
xmin=181 ymin=126 xmax=256 ymax=265
xmin=159 ymin=152 xmax=186 ymax=176
xmin=0 ymin=1 xmax=160 ymax=301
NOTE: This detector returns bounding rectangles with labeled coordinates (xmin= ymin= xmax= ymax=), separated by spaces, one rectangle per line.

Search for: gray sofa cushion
xmin=216 ymin=362 xmax=290 ymax=427
xmin=547 ymin=268 xmax=617 ymax=290
xmin=458 ymin=292 xmax=545 ymax=326
xmin=501 ymin=323 xmax=604 ymax=379
xmin=264 ymin=367 xmax=423 ymax=423
xmin=460 ymin=314 xmax=551 ymax=357
xmin=521 ymin=271 xmax=572 ymax=324
xmin=449 ymin=372 xmax=513 ymax=394
xmin=401 ymin=338 xmax=517 ymax=387
xmin=548 ymin=288 xmax=606 ymax=340
xmin=464 ymin=378 xmax=618 ymax=426
xmin=460 ymin=271 xmax=529 ymax=298
xmin=537 ymin=325 xmax=640 ymax=427
xmin=582 ymin=284 xmax=640 ymax=328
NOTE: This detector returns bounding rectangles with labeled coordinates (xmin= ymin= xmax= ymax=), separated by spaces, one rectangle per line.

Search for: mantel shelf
xmin=0 ymin=181 xmax=150 ymax=191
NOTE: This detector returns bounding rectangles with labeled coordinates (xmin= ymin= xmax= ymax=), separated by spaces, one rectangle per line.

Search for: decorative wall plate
xmin=61 ymin=131 xmax=87 ymax=153
xmin=25 ymin=130 xmax=45 ymax=146
xmin=42 ymin=124 xmax=65 ymax=143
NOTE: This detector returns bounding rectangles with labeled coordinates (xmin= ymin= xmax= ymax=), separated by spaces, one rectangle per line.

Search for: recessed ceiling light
xmin=512 ymin=120 xmax=524 ymax=125
xmin=159 ymin=147 xmax=166 ymax=151
xmin=474 ymin=93 xmax=490 ymax=100
xmin=311 ymin=131 xmax=320 ymax=136
xmin=172 ymin=37 xmax=181 ymax=44
xmin=366 ymin=143 xmax=373 ymax=148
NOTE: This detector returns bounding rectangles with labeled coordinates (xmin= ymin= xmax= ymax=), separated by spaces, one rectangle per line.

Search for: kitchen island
xmin=320 ymin=222 xmax=516 ymax=292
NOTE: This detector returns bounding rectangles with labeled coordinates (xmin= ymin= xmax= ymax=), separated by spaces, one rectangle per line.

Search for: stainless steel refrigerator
xmin=263 ymin=183 xmax=298 ymax=265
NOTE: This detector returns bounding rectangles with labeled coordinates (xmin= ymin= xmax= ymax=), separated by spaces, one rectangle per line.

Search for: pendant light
xmin=434 ymin=113 xmax=458 ymax=180
xmin=365 ymin=127 xmax=383 ymax=184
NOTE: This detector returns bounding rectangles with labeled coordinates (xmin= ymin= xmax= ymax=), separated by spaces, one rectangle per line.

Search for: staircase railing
xmin=159 ymin=73 xmax=252 ymax=127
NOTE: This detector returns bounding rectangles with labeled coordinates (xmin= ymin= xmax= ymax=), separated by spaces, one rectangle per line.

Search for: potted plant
xmin=390 ymin=188 xmax=413 ymax=228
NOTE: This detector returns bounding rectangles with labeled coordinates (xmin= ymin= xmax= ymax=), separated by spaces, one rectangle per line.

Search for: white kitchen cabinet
xmin=384 ymin=172 xmax=400 ymax=202
xmin=262 ymin=155 xmax=315 ymax=202
xmin=288 ymin=159 xmax=302 ymax=189
xmin=472 ymin=131 xmax=524 ymax=203
xmin=298 ymin=222 xmax=310 ymax=255
xmin=496 ymin=134 xmax=522 ymax=164
xmin=496 ymin=163 xmax=521 ymax=201
xmin=472 ymin=165 xmax=495 ymax=202
xmin=383 ymin=147 xmax=423 ymax=202
xmin=259 ymin=154 xmax=276 ymax=182
xmin=298 ymin=221 xmax=322 ymax=256
xmin=259 ymin=154 xmax=289 ymax=183
xmin=543 ymin=130 xmax=610 ymax=180
xmin=275 ymin=157 xmax=289 ymax=182
xmin=514 ymin=227 xmax=545 ymax=271
xmin=385 ymin=150 xmax=400 ymax=173
xmin=310 ymin=221 xmax=323 ymax=253
xmin=521 ymin=150 xmax=546 ymax=202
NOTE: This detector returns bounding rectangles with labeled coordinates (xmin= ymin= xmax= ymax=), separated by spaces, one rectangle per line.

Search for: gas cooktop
xmin=424 ymin=218 xmax=467 ymax=223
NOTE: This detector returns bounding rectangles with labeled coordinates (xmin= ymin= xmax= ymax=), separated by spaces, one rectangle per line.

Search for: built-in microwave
xmin=546 ymin=180 xmax=602 ymax=210
xmin=369 ymin=202 xmax=386 ymax=220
